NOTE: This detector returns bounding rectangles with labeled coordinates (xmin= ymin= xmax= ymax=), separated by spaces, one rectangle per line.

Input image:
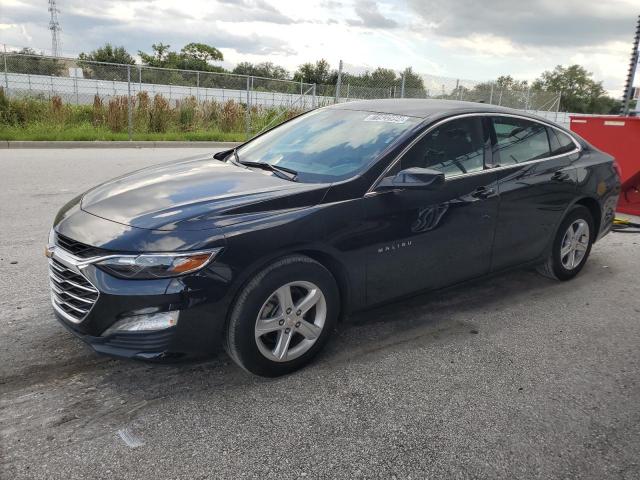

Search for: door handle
xmin=471 ymin=186 xmax=496 ymax=199
xmin=552 ymin=171 xmax=571 ymax=182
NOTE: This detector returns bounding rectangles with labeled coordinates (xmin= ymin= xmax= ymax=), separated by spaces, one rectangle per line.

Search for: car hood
xmin=80 ymin=156 xmax=330 ymax=231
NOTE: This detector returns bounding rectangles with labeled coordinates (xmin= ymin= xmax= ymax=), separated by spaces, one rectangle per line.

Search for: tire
xmin=225 ymin=255 xmax=339 ymax=377
xmin=537 ymin=205 xmax=594 ymax=281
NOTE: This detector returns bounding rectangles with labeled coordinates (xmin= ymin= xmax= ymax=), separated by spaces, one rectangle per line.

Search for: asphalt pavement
xmin=1 ymin=148 xmax=639 ymax=479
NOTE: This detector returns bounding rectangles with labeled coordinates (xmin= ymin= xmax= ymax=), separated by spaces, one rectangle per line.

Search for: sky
xmin=1 ymin=0 xmax=638 ymax=95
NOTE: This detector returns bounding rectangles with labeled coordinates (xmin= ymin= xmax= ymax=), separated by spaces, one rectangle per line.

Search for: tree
xmin=78 ymin=44 xmax=135 ymax=65
xmin=369 ymin=67 xmax=397 ymax=85
xmin=400 ymin=67 xmax=425 ymax=96
xmin=138 ymin=43 xmax=225 ymax=73
xmin=532 ymin=65 xmax=616 ymax=114
xmin=494 ymin=75 xmax=529 ymax=91
xmin=233 ymin=61 xmax=289 ymax=80
xmin=138 ymin=43 xmax=172 ymax=67
xmin=2 ymin=47 xmax=64 ymax=76
xmin=178 ymin=43 xmax=224 ymax=72
xmin=77 ymin=43 xmax=135 ymax=80
xmin=181 ymin=43 xmax=223 ymax=63
xmin=293 ymin=59 xmax=337 ymax=85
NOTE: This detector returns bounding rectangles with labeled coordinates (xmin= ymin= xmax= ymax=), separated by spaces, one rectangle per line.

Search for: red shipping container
xmin=570 ymin=115 xmax=640 ymax=216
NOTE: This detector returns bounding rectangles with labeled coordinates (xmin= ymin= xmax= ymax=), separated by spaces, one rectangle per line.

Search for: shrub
xmin=0 ymin=88 xmax=10 ymax=123
xmin=106 ymin=96 xmax=128 ymax=132
xmin=50 ymin=96 xmax=66 ymax=124
xmin=177 ymin=96 xmax=198 ymax=131
xmin=68 ymin=104 xmax=94 ymax=125
xmin=149 ymin=94 xmax=171 ymax=133
xmin=135 ymin=91 xmax=150 ymax=132
xmin=219 ymin=100 xmax=244 ymax=132
xmin=92 ymin=95 xmax=105 ymax=126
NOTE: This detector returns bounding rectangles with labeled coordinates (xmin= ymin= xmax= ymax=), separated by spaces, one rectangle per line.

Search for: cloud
xmin=406 ymin=0 xmax=637 ymax=48
xmin=348 ymin=1 xmax=398 ymax=29
xmin=215 ymin=0 xmax=295 ymax=24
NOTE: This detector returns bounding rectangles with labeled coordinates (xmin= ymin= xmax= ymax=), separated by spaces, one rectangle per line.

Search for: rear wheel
xmin=537 ymin=205 xmax=594 ymax=281
xmin=225 ymin=255 xmax=339 ymax=377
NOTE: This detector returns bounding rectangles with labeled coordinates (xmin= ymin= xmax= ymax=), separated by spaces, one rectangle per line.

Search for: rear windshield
xmin=236 ymin=108 xmax=421 ymax=182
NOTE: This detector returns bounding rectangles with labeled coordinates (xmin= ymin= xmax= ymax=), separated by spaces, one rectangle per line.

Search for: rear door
xmin=489 ymin=115 xmax=579 ymax=271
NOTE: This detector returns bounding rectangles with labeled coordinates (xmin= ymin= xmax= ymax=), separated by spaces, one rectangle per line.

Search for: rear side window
xmin=402 ymin=117 xmax=485 ymax=178
xmin=491 ymin=117 xmax=551 ymax=166
xmin=547 ymin=128 xmax=577 ymax=155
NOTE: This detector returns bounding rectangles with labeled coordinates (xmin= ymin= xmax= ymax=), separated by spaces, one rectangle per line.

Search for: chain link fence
xmin=320 ymin=62 xmax=562 ymax=113
xmin=1 ymin=51 xmax=563 ymax=140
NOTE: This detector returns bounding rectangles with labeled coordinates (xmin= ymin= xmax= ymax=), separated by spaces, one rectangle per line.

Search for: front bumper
xmin=54 ymin=314 xmax=180 ymax=359
xmin=49 ymin=248 xmax=233 ymax=360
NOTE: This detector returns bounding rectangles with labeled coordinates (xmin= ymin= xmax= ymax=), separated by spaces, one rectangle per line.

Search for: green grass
xmin=0 ymin=122 xmax=246 ymax=142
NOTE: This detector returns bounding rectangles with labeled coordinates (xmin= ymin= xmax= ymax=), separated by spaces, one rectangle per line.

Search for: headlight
xmin=95 ymin=248 xmax=222 ymax=279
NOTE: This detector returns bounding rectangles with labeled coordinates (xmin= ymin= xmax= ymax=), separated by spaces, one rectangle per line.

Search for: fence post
xmin=525 ymin=86 xmax=531 ymax=111
xmin=138 ymin=65 xmax=142 ymax=93
xmin=555 ymin=91 xmax=562 ymax=122
xmin=127 ymin=65 xmax=132 ymax=141
xmin=3 ymin=44 xmax=8 ymax=91
xmin=400 ymin=72 xmax=406 ymax=98
xmin=312 ymin=83 xmax=316 ymax=108
xmin=489 ymin=83 xmax=494 ymax=104
xmin=335 ymin=60 xmax=343 ymax=103
xmin=196 ymin=71 xmax=200 ymax=102
xmin=245 ymin=76 xmax=251 ymax=139
xmin=300 ymin=78 xmax=304 ymax=109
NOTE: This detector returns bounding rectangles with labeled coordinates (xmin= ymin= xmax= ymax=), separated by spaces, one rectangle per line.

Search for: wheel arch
xmin=295 ymin=248 xmax=350 ymax=322
xmin=222 ymin=247 xmax=351 ymax=331
xmin=573 ymin=196 xmax=602 ymax=242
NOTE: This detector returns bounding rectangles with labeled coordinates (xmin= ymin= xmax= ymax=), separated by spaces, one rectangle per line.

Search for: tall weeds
xmin=0 ymin=91 xmax=299 ymax=138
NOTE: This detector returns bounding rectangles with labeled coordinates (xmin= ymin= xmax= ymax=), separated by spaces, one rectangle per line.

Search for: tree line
xmin=3 ymin=43 xmax=629 ymax=114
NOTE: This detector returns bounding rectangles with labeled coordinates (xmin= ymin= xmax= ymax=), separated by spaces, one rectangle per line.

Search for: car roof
xmin=326 ymin=98 xmax=526 ymax=119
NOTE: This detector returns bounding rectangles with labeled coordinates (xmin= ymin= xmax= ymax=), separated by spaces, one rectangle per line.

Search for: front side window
xmin=236 ymin=109 xmax=420 ymax=183
xmin=491 ymin=117 xmax=551 ymax=166
xmin=401 ymin=117 xmax=486 ymax=178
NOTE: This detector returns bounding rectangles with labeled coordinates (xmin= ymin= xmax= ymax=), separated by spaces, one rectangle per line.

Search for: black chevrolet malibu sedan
xmin=48 ymin=99 xmax=620 ymax=376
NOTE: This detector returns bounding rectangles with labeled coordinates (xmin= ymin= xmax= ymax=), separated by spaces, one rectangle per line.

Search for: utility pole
xmin=622 ymin=15 xmax=640 ymax=116
xmin=48 ymin=0 xmax=62 ymax=57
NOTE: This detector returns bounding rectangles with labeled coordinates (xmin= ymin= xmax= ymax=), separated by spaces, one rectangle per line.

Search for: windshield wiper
xmin=237 ymin=160 xmax=298 ymax=181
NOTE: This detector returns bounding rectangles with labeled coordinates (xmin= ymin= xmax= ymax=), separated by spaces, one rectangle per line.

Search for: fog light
xmin=102 ymin=311 xmax=179 ymax=336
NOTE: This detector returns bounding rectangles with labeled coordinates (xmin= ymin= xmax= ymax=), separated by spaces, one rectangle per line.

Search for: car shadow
xmin=102 ymin=263 xmax=569 ymax=390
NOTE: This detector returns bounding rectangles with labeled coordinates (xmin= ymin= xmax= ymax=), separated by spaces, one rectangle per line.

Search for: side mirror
xmin=213 ymin=149 xmax=234 ymax=160
xmin=376 ymin=167 xmax=445 ymax=191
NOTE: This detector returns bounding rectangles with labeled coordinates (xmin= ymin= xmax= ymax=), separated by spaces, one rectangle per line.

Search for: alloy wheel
xmin=560 ymin=219 xmax=590 ymax=270
xmin=254 ymin=281 xmax=327 ymax=362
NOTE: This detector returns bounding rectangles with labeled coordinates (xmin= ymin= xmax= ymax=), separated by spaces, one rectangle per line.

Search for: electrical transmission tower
xmin=622 ymin=15 xmax=640 ymax=116
xmin=48 ymin=0 xmax=61 ymax=57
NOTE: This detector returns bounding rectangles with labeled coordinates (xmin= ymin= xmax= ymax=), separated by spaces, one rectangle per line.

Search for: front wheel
xmin=225 ymin=255 xmax=339 ymax=377
xmin=537 ymin=205 xmax=594 ymax=281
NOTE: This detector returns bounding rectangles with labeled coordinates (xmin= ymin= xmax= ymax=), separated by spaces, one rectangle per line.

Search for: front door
xmin=363 ymin=116 xmax=499 ymax=304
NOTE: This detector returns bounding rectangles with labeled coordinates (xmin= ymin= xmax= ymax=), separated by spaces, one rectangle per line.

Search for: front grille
xmin=49 ymin=258 xmax=99 ymax=323
xmin=55 ymin=233 xmax=105 ymax=259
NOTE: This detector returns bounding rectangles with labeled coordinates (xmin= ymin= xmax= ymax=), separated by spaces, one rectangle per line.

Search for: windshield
xmin=236 ymin=108 xmax=421 ymax=183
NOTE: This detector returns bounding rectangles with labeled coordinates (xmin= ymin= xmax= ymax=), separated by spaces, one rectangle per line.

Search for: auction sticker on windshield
xmin=364 ymin=114 xmax=409 ymax=124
